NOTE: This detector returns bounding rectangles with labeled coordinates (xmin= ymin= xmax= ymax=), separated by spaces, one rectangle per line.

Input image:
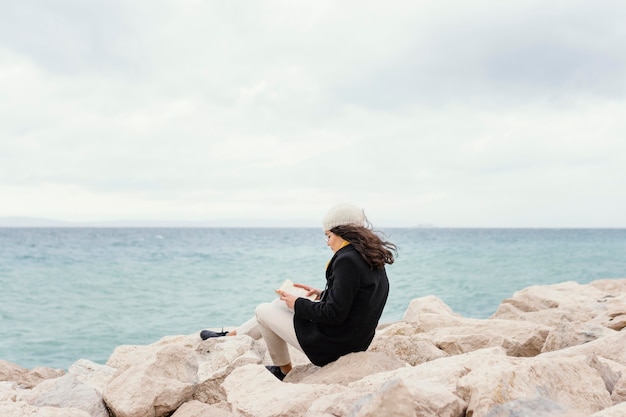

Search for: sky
xmin=1 ymin=0 xmax=625 ymax=227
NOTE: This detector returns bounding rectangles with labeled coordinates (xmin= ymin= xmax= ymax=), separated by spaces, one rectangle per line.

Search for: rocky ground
xmin=1 ymin=278 xmax=625 ymax=417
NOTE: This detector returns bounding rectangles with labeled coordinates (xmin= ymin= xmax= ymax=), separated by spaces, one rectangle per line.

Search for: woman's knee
xmin=255 ymin=302 xmax=273 ymax=324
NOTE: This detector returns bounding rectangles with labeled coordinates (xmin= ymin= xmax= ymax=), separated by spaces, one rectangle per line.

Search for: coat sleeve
xmin=294 ymin=254 xmax=361 ymax=325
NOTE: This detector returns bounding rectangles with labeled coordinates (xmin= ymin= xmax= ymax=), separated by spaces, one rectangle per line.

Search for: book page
xmin=276 ymin=279 xmax=317 ymax=301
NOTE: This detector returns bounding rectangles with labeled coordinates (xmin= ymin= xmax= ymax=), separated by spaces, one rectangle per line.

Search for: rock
xmin=492 ymin=279 xmax=626 ymax=331
xmin=171 ymin=399 xmax=235 ymax=417
xmin=585 ymin=354 xmax=623 ymax=397
xmin=0 ymin=360 xmax=65 ymax=389
xmin=403 ymin=294 xmax=459 ymax=322
xmin=369 ymin=322 xmax=448 ymax=365
xmin=457 ymin=355 xmax=612 ymax=417
xmin=610 ymin=375 xmax=626 ymax=404
xmin=541 ymin=330 xmax=626 ymax=366
xmin=18 ymin=373 xmax=109 ymax=417
xmin=483 ymin=397 xmax=587 ymax=417
xmin=590 ymin=401 xmax=626 ymax=417
xmin=303 ymin=357 xmax=467 ymax=417
xmin=0 ymin=381 xmax=17 ymax=401
xmin=541 ymin=321 xmax=617 ymax=352
xmin=193 ymin=334 xmax=265 ymax=404
xmin=222 ymin=364 xmax=343 ymax=417
xmin=289 ymin=351 xmax=407 ymax=384
xmin=589 ymin=279 xmax=626 ymax=332
xmin=402 ymin=296 xmax=551 ymax=356
xmin=347 ymin=378 xmax=416 ymax=417
xmin=68 ymin=358 xmax=117 ymax=394
xmin=425 ymin=319 xmax=550 ymax=357
xmin=0 ymin=400 xmax=90 ymax=417
xmin=103 ymin=341 xmax=199 ymax=417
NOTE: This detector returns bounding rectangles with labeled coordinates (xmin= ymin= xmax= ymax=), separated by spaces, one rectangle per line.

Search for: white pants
xmin=236 ymin=298 xmax=303 ymax=366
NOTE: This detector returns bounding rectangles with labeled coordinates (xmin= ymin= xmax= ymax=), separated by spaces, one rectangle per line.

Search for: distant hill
xmin=0 ymin=217 xmax=73 ymax=227
xmin=0 ymin=217 xmax=316 ymax=228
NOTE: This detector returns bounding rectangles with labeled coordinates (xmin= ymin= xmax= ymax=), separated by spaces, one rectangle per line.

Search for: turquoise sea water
xmin=1 ymin=228 xmax=625 ymax=370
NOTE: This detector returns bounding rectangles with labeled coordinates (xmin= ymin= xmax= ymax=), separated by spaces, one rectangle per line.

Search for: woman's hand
xmin=277 ymin=290 xmax=298 ymax=309
xmin=293 ymin=283 xmax=321 ymax=300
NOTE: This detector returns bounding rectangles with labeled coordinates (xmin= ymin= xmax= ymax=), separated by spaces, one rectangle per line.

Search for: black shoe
xmin=265 ymin=365 xmax=286 ymax=381
xmin=200 ymin=328 xmax=229 ymax=340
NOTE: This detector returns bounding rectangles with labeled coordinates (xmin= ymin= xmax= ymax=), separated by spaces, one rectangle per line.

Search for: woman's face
xmin=325 ymin=231 xmax=346 ymax=253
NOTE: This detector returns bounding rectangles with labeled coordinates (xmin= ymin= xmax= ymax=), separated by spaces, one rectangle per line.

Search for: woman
xmin=200 ymin=203 xmax=396 ymax=381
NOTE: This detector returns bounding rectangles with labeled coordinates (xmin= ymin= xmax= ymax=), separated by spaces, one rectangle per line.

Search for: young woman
xmin=200 ymin=203 xmax=397 ymax=380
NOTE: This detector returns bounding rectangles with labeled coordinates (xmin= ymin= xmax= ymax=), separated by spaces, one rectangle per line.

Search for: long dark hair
xmin=330 ymin=224 xmax=397 ymax=269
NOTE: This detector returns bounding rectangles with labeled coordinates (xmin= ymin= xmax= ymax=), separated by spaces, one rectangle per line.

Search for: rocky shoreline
xmin=1 ymin=278 xmax=625 ymax=417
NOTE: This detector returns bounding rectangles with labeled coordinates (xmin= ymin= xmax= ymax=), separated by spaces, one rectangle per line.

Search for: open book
xmin=275 ymin=279 xmax=317 ymax=301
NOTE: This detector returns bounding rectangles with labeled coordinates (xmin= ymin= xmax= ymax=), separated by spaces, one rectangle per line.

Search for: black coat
xmin=293 ymin=245 xmax=389 ymax=366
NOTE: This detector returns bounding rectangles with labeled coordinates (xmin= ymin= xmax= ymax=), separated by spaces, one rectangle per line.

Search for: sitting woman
xmin=200 ymin=203 xmax=397 ymax=380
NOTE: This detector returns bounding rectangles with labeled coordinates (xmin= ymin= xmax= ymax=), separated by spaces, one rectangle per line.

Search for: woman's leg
xmin=255 ymin=299 xmax=303 ymax=369
xmin=233 ymin=316 xmax=262 ymax=339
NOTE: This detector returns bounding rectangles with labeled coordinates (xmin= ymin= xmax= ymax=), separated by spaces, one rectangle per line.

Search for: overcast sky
xmin=1 ymin=0 xmax=625 ymax=227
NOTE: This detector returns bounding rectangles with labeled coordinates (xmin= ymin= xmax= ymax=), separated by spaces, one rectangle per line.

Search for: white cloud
xmin=1 ymin=0 xmax=625 ymax=226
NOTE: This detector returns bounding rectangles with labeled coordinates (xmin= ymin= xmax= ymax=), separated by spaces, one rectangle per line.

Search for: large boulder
xmin=288 ymin=351 xmax=407 ymax=384
xmin=68 ymin=359 xmax=117 ymax=394
xmin=492 ymin=279 xmax=626 ymax=331
xmin=369 ymin=321 xmax=449 ymax=365
xmin=483 ymin=397 xmax=587 ymax=417
xmin=103 ymin=339 xmax=199 ymax=417
xmin=17 ymin=373 xmax=109 ymax=417
xmin=541 ymin=330 xmax=626 ymax=366
xmin=193 ymin=334 xmax=265 ymax=404
xmin=457 ymin=355 xmax=612 ymax=417
xmin=222 ymin=364 xmax=344 ymax=417
xmin=590 ymin=401 xmax=626 ymax=417
xmin=402 ymin=296 xmax=551 ymax=356
xmin=0 ymin=360 xmax=64 ymax=389
xmin=0 ymin=400 xmax=90 ymax=417
xmin=171 ymin=399 xmax=235 ymax=417
xmin=541 ymin=321 xmax=617 ymax=352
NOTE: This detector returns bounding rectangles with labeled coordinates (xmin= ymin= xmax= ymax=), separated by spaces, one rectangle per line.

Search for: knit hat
xmin=322 ymin=203 xmax=366 ymax=231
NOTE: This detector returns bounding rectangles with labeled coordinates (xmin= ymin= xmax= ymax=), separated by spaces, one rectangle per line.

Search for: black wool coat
xmin=293 ymin=244 xmax=389 ymax=366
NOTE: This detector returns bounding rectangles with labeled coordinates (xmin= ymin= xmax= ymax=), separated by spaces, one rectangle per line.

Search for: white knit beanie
xmin=322 ymin=203 xmax=366 ymax=231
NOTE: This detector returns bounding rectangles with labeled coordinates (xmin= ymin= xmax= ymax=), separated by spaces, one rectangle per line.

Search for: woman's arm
xmin=293 ymin=255 xmax=361 ymax=325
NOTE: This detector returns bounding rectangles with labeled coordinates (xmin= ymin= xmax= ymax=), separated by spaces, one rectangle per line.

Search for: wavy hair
xmin=330 ymin=224 xmax=397 ymax=269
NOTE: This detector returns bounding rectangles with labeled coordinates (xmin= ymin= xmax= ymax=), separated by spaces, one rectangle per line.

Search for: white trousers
xmin=235 ymin=298 xmax=303 ymax=366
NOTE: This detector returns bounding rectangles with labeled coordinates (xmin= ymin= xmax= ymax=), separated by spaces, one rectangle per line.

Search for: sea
xmin=1 ymin=227 xmax=625 ymax=370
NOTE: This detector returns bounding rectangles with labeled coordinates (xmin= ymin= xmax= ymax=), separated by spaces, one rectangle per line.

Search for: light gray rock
xmin=171 ymin=399 xmax=235 ymax=417
xmin=18 ymin=373 xmax=109 ymax=417
xmin=542 ymin=321 xmax=617 ymax=352
xmin=0 ymin=360 xmax=65 ymax=389
xmin=0 ymin=400 xmax=90 ymax=417
xmin=589 ymin=401 xmax=626 ymax=417
xmin=457 ymin=355 xmax=612 ymax=417
xmin=483 ymin=397 xmax=586 ymax=417
xmin=492 ymin=279 xmax=626 ymax=332
xmin=402 ymin=296 xmax=551 ymax=356
xmin=370 ymin=322 xmax=448 ymax=365
xmin=223 ymin=364 xmax=343 ymax=417
xmin=289 ymin=351 xmax=407 ymax=385
xmin=193 ymin=334 xmax=265 ymax=404
xmin=347 ymin=378 xmax=416 ymax=417
xmin=610 ymin=374 xmax=626 ymax=404
xmin=589 ymin=279 xmax=626 ymax=331
xmin=0 ymin=381 xmax=17 ymax=401
xmin=541 ymin=330 xmax=626 ymax=366
xmin=103 ymin=342 xmax=199 ymax=417
xmin=302 ymin=365 xmax=465 ymax=417
xmin=68 ymin=358 xmax=117 ymax=394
